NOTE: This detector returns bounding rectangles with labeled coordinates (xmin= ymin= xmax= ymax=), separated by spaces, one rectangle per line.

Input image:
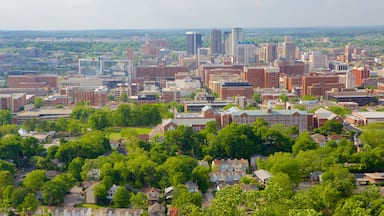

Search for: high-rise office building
xmin=283 ymin=42 xmax=296 ymax=60
xmin=231 ymin=27 xmax=244 ymax=57
xmin=344 ymin=44 xmax=353 ymax=63
xmin=186 ymin=32 xmax=202 ymax=55
xmin=210 ymin=29 xmax=222 ymax=56
xmin=236 ymin=42 xmax=257 ymax=65
xmin=223 ymin=31 xmax=232 ymax=55
xmin=265 ymin=43 xmax=278 ymax=63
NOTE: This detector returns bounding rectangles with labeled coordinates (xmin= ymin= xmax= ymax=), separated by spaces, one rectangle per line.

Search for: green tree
xmin=319 ymin=120 xmax=343 ymax=135
xmin=328 ymin=106 xmax=352 ymax=117
xmin=120 ymin=93 xmax=128 ymax=102
xmin=253 ymin=93 xmax=262 ymax=104
xmin=68 ymin=157 xmax=84 ymax=182
xmin=0 ymin=171 xmax=13 ymax=196
xmin=264 ymin=172 xmax=294 ymax=200
xmin=113 ymin=186 xmax=131 ymax=208
xmin=172 ymin=186 xmax=202 ymax=208
xmin=259 ymin=152 xmax=302 ymax=184
xmin=165 ymin=125 xmax=196 ymax=156
xmin=34 ymin=97 xmax=44 ymax=109
xmin=19 ymin=193 xmax=40 ymax=212
xmin=206 ymin=185 xmax=246 ymax=216
xmin=0 ymin=160 xmax=16 ymax=175
xmin=88 ymin=109 xmax=111 ymax=130
xmin=41 ymin=174 xmax=75 ymax=206
xmin=130 ymin=192 xmax=147 ymax=209
xmin=292 ymin=132 xmax=318 ymax=155
xmin=211 ymin=123 xmax=263 ymax=159
xmin=0 ymin=110 xmax=11 ymax=126
xmin=23 ymin=170 xmax=46 ymax=192
xmin=279 ymin=93 xmax=289 ymax=108
xmin=158 ymin=156 xmax=198 ymax=186
xmin=192 ymin=166 xmax=210 ymax=193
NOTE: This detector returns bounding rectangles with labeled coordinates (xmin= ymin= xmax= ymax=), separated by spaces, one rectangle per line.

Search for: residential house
xmin=164 ymin=186 xmax=174 ymax=200
xmin=83 ymin=181 xmax=100 ymax=204
xmin=209 ymin=171 xmax=244 ymax=186
xmin=364 ymin=172 xmax=384 ymax=184
xmin=36 ymin=207 xmax=143 ymax=216
xmin=86 ymin=168 xmax=101 ymax=181
xmin=148 ymin=203 xmax=166 ymax=216
xmin=211 ymin=159 xmax=249 ymax=172
xmin=209 ymin=159 xmax=249 ymax=187
xmin=146 ymin=187 xmax=161 ymax=205
xmin=254 ymin=169 xmax=273 ymax=186
xmin=185 ymin=181 xmax=199 ymax=193
xmin=311 ymin=133 xmax=327 ymax=147
xmin=107 ymin=184 xmax=118 ymax=200
xmin=313 ymin=107 xmax=343 ymax=128
xmin=309 ymin=171 xmax=323 ymax=182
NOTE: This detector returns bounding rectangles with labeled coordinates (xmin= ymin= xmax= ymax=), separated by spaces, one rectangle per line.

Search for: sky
xmin=0 ymin=0 xmax=383 ymax=30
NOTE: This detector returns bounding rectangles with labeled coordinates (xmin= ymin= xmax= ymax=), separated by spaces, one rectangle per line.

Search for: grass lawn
xmin=108 ymin=127 xmax=153 ymax=141
xmin=74 ymin=203 xmax=102 ymax=208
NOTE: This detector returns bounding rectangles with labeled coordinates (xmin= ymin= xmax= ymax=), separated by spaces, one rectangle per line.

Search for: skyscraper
xmin=210 ymin=29 xmax=222 ymax=56
xmin=283 ymin=42 xmax=296 ymax=60
xmin=186 ymin=32 xmax=202 ymax=55
xmin=344 ymin=44 xmax=353 ymax=63
xmin=231 ymin=27 xmax=244 ymax=57
xmin=236 ymin=42 xmax=257 ymax=65
xmin=282 ymin=36 xmax=296 ymax=60
xmin=223 ymin=31 xmax=232 ymax=56
xmin=265 ymin=43 xmax=278 ymax=63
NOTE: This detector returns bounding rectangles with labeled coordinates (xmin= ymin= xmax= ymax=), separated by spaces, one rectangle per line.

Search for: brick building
xmin=220 ymin=82 xmax=254 ymax=99
xmin=0 ymin=93 xmax=26 ymax=112
xmin=161 ymin=88 xmax=181 ymax=103
xmin=8 ymin=74 xmax=58 ymax=89
xmin=242 ymin=66 xmax=280 ymax=88
xmin=60 ymin=86 xmax=108 ymax=106
xmin=220 ymin=107 xmax=313 ymax=132
xmin=141 ymin=39 xmax=168 ymax=57
xmin=302 ymin=73 xmax=343 ymax=97
xmin=352 ymin=66 xmax=370 ymax=87
xmin=198 ymin=65 xmax=244 ymax=84
xmin=134 ymin=66 xmax=188 ymax=84
xmin=282 ymin=75 xmax=302 ymax=92
xmin=275 ymin=58 xmax=307 ymax=76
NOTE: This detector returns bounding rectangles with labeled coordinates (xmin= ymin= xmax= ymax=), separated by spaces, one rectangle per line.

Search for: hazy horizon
xmin=1 ymin=0 xmax=383 ymax=31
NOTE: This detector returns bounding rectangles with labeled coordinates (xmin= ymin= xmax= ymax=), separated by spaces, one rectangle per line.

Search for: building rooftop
xmin=353 ymin=112 xmax=384 ymax=119
xmin=231 ymin=108 xmax=309 ymax=116
xmin=17 ymin=108 xmax=73 ymax=117
xmin=162 ymin=118 xmax=216 ymax=127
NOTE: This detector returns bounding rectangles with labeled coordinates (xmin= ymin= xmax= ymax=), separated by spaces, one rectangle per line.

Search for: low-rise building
xmin=313 ymin=107 xmax=343 ymax=128
xmin=16 ymin=108 xmax=73 ymax=124
xmin=161 ymin=118 xmax=216 ymax=132
xmin=228 ymin=108 xmax=313 ymax=132
xmin=364 ymin=173 xmax=384 ymax=184
xmin=0 ymin=93 xmax=26 ymax=112
xmin=345 ymin=112 xmax=384 ymax=126
xmin=254 ymin=169 xmax=273 ymax=186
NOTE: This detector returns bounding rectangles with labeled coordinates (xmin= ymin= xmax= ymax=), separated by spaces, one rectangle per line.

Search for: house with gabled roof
xmin=313 ymin=107 xmax=343 ymax=128
xmin=145 ymin=187 xmax=161 ymax=205
xmin=311 ymin=133 xmax=327 ymax=147
xmin=254 ymin=169 xmax=273 ymax=186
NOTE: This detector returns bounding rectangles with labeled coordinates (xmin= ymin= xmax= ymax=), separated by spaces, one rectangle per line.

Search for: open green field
xmin=108 ymin=127 xmax=153 ymax=141
xmin=74 ymin=203 xmax=104 ymax=208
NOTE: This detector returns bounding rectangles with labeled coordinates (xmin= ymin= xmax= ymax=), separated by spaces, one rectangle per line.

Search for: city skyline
xmin=0 ymin=0 xmax=383 ymax=30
